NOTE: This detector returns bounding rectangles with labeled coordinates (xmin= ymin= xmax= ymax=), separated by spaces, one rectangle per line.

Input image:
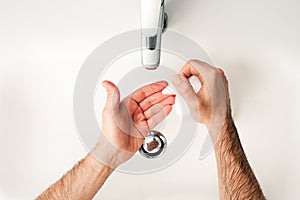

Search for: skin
xmin=37 ymin=80 xmax=175 ymax=200
xmin=173 ymin=60 xmax=265 ymax=199
xmin=38 ymin=60 xmax=265 ymax=200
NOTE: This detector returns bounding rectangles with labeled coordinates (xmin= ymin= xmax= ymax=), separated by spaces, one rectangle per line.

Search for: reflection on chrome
xmin=139 ymin=130 xmax=167 ymax=159
xmin=141 ymin=0 xmax=168 ymax=69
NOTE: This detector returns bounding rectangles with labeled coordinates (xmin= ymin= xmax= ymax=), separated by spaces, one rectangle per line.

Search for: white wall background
xmin=0 ymin=0 xmax=300 ymax=199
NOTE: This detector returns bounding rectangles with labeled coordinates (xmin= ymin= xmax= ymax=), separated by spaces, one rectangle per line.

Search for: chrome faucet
xmin=141 ymin=0 xmax=168 ymax=70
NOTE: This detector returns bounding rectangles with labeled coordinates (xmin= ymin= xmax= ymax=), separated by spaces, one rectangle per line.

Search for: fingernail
xmin=172 ymin=74 xmax=183 ymax=85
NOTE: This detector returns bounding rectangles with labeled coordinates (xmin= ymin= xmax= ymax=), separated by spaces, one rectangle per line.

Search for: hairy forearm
xmin=214 ymin=113 xmax=265 ymax=200
xmin=37 ymin=154 xmax=114 ymax=200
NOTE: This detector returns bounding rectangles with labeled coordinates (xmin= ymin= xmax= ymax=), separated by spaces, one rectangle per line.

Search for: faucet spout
xmin=141 ymin=0 xmax=167 ymax=70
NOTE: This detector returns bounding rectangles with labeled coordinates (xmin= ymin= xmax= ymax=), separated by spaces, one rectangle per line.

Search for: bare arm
xmin=215 ymin=111 xmax=265 ymax=199
xmin=173 ymin=60 xmax=265 ymax=199
xmin=37 ymin=154 xmax=113 ymax=200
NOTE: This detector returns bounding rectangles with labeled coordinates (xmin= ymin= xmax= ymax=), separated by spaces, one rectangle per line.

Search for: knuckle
xmin=188 ymin=59 xmax=199 ymax=64
xmin=217 ymin=68 xmax=225 ymax=75
xmin=187 ymin=59 xmax=199 ymax=68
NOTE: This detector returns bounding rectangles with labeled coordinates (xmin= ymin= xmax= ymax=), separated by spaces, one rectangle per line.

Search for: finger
xmin=102 ymin=80 xmax=120 ymax=112
xmin=133 ymin=106 xmax=146 ymax=123
xmin=144 ymin=96 xmax=175 ymax=119
xmin=172 ymin=74 xmax=200 ymax=120
xmin=172 ymin=74 xmax=197 ymax=101
xmin=179 ymin=60 xmax=212 ymax=85
xmin=139 ymin=92 xmax=175 ymax=111
xmin=130 ymin=81 xmax=168 ymax=103
xmin=147 ymin=105 xmax=173 ymax=130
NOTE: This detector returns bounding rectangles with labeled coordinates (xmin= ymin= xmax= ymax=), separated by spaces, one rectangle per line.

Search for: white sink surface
xmin=0 ymin=0 xmax=300 ymax=199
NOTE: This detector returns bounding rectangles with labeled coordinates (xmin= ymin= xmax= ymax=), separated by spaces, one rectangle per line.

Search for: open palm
xmin=101 ymin=80 xmax=175 ymax=157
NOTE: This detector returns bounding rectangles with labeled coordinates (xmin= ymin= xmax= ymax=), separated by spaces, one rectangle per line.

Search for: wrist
xmin=85 ymin=153 xmax=115 ymax=174
xmin=205 ymin=106 xmax=233 ymax=143
xmin=214 ymin=113 xmax=237 ymax=148
xmin=91 ymin=134 xmax=134 ymax=169
xmin=91 ymin=139 xmax=121 ymax=169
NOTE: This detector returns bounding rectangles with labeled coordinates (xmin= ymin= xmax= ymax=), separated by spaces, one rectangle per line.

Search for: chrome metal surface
xmin=141 ymin=0 xmax=168 ymax=69
xmin=139 ymin=130 xmax=167 ymax=159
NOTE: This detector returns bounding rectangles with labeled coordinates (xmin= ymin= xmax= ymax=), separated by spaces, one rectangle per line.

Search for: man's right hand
xmin=172 ymin=60 xmax=230 ymax=139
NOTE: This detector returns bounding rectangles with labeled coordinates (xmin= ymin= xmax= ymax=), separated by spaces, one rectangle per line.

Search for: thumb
xmin=172 ymin=74 xmax=200 ymax=120
xmin=102 ymin=80 xmax=120 ymax=112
